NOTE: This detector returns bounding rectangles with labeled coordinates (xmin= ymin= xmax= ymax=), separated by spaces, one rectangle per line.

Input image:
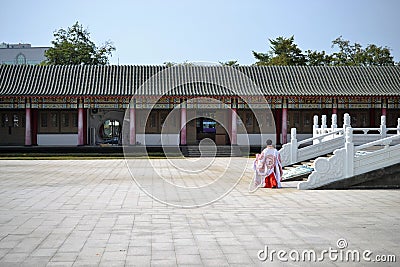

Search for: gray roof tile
xmin=0 ymin=65 xmax=399 ymax=97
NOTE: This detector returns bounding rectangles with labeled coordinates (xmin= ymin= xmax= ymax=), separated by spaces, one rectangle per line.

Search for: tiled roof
xmin=0 ymin=65 xmax=399 ymax=97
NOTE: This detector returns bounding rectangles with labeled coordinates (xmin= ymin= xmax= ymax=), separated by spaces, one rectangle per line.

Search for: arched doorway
xmin=100 ymin=119 xmax=121 ymax=144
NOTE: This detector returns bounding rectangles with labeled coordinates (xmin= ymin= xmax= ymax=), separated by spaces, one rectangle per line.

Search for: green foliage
xmin=253 ymin=35 xmax=395 ymax=67
xmin=219 ymin=60 xmax=239 ymax=66
xmin=253 ymin=36 xmax=306 ymax=66
xmin=305 ymin=50 xmax=333 ymax=66
xmin=163 ymin=60 xmax=195 ymax=67
xmin=44 ymin=22 xmax=115 ymax=65
xmin=330 ymin=36 xmax=394 ymax=66
xmin=163 ymin=62 xmax=177 ymax=67
xmin=252 ymin=51 xmax=270 ymax=66
xmin=360 ymin=44 xmax=394 ymax=66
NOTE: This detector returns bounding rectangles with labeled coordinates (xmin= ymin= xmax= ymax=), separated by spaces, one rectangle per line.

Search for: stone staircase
xmin=180 ymin=145 xmax=242 ymax=157
xmin=282 ymin=154 xmax=333 ymax=181
xmin=279 ymin=114 xmax=400 ymax=188
xmin=297 ymin=130 xmax=400 ymax=189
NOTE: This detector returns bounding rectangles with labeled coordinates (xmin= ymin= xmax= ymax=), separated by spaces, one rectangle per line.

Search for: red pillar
xmin=129 ymin=107 xmax=136 ymax=145
xmin=332 ymin=107 xmax=337 ymax=114
xmin=180 ymin=107 xmax=187 ymax=145
xmin=230 ymin=108 xmax=237 ymax=145
xmin=281 ymin=107 xmax=288 ymax=144
xmin=25 ymin=107 xmax=32 ymax=146
xmin=83 ymin=109 xmax=87 ymax=145
xmin=32 ymin=109 xmax=38 ymax=145
xmin=78 ymin=107 xmax=84 ymax=146
xmin=382 ymin=107 xmax=387 ymax=117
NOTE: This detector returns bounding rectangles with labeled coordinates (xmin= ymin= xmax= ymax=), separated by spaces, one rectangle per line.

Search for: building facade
xmin=0 ymin=43 xmax=49 ymax=65
xmin=0 ymin=65 xmax=399 ymax=147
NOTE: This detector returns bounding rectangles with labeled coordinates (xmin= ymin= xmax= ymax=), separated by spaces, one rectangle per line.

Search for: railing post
xmin=290 ymin=128 xmax=298 ymax=164
xmin=331 ymin=114 xmax=338 ymax=129
xmin=343 ymin=113 xmax=350 ymax=130
xmin=321 ymin=115 xmax=327 ymax=132
xmin=313 ymin=115 xmax=319 ymax=144
xmin=380 ymin=115 xmax=387 ymax=139
xmin=344 ymin=126 xmax=354 ymax=178
xmin=397 ymin=118 xmax=400 ymax=135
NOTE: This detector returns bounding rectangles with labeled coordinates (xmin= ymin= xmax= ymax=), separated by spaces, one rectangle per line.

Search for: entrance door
xmin=196 ymin=118 xmax=216 ymax=143
xmin=100 ymin=119 xmax=121 ymax=144
xmin=196 ymin=118 xmax=229 ymax=145
xmin=0 ymin=110 xmax=25 ymax=145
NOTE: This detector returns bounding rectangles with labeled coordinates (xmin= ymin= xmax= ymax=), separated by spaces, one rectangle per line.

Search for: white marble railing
xmin=316 ymin=114 xmax=400 ymax=145
xmin=280 ymin=128 xmax=345 ymax=166
xmin=298 ymin=127 xmax=400 ymax=190
xmin=280 ymin=114 xmax=400 ymax=167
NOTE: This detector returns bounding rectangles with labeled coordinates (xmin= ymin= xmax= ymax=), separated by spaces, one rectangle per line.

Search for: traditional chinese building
xmin=0 ymin=65 xmax=399 ymax=147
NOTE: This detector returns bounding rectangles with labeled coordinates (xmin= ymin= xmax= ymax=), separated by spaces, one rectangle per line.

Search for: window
xmin=41 ymin=113 xmax=48 ymax=127
xmin=16 ymin=54 xmax=26 ymax=65
xmin=50 ymin=113 xmax=58 ymax=127
xmin=160 ymin=112 xmax=167 ymax=128
xmin=245 ymin=113 xmax=253 ymax=127
xmin=150 ymin=112 xmax=157 ymax=128
xmin=1 ymin=114 xmax=9 ymax=127
xmin=61 ymin=113 xmax=69 ymax=127
xmin=72 ymin=113 xmax=78 ymax=127
xmin=265 ymin=113 xmax=272 ymax=127
xmin=39 ymin=110 xmax=77 ymax=133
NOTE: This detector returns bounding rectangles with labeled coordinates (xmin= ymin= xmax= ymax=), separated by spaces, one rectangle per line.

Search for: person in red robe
xmin=249 ymin=140 xmax=283 ymax=192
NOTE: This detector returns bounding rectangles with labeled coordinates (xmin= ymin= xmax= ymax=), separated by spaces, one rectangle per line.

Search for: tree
xmin=163 ymin=60 xmax=194 ymax=67
xmin=253 ymin=35 xmax=396 ymax=66
xmin=306 ymin=50 xmax=333 ymax=66
xmin=331 ymin=36 xmax=363 ymax=66
xmin=362 ymin=44 xmax=394 ymax=66
xmin=163 ymin=62 xmax=177 ymax=67
xmin=253 ymin=36 xmax=306 ymax=66
xmin=331 ymin=36 xmax=394 ymax=66
xmin=44 ymin=22 xmax=115 ymax=65
xmin=219 ymin=60 xmax=239 ymax=66
xmin=252 ymin=51 xmax=270 ymax=66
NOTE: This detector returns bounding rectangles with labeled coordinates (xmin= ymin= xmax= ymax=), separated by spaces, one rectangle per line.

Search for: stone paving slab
xmin=0 ymin=159 xmax=399 ymax=266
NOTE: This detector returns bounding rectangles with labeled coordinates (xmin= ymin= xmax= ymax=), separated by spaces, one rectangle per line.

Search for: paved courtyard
xmin=0 ymin=159 xmax=399 ymax=266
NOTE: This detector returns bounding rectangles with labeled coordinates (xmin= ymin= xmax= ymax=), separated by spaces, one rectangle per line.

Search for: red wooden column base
xmin=281 ymin=107 xmax=288 ymax=144
xmin=180 ymin=107 xmax=187 ymax=145
xmin=78 ymin=107 xmax=84 ymax=146
xmin=25 ymin=107 xmax=32 ymax=146
xmin=32 ymin=109 xmax=38 ymax=145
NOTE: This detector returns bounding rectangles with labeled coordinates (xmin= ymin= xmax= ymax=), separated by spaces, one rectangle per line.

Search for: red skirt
xmin=264 ymin=173 xmax=278 ymax=188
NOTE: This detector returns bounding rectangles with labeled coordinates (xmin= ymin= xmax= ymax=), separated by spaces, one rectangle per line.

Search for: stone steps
xmin=282 ymin=154 xmax=332 ymax=181
xmin=180 ymin=145 xmax=242 ymax=157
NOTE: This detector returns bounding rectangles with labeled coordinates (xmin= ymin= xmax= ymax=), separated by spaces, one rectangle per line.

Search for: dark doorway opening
xmin=100 ymin=119 xmax=121 ymax=145
xmin=196 ymin=117 xmax=229 ymax=145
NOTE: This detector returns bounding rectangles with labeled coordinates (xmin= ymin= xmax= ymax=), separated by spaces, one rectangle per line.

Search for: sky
xmin=1 ymin=0 xmax=399 ymax=65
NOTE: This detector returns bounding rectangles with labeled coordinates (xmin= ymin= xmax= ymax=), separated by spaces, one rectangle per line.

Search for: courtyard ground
xmin=0 ymin=159 xmax=399 ymax=266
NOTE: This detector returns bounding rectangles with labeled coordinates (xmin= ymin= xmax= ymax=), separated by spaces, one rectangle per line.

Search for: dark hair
xmin=266 ymin=139 xmax=273 ymax=145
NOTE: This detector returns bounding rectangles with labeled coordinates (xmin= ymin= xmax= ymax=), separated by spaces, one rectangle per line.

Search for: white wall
xmin=136 ymin=134 xmax=180 ymax=146
xmin=237 ymin=134 xmax=312 ymax=146
xmin=37 ymin=134 xmax=78 ymax=146
xmin=237 ymin=134 xmax=276 ymax=146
